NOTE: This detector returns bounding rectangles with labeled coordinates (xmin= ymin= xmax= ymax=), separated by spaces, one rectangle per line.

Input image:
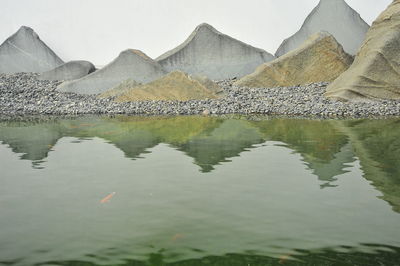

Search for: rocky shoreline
xmin=1 ymin=73 xmax=400 ymax=118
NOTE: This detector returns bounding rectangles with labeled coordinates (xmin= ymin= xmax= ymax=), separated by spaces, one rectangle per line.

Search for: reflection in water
xmin=0 ymin=116 xmax=400 ymax=265
xmin=177 ymin=119 xmax=264 ymax=172
xmin=334 ymin=119 xmax=400 ymax=213
xmin=0 ymin=120 xmax=63 ymax=167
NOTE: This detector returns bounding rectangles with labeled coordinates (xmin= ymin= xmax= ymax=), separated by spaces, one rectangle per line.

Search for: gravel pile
xmin=1 ymin=73 xmax=400 ymax=118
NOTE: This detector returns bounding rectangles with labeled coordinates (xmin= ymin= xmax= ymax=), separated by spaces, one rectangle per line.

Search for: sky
xmin=0 ymin=0 xmax=392 ymax=66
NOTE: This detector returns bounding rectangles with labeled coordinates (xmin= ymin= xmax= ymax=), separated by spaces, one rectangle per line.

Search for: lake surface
xmin=0 ymin=116 xmax=400 ymax=266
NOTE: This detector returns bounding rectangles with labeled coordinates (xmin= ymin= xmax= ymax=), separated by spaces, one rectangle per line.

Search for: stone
xmin=275 ymin=0 xmax=369 ymax=57
xmin=58 ymin=49 xmax=167 ymax=94
xmin=202 ymin=109 xmax=210 ymax=116
xmin=236 ymin=32 xmax=353 ymax=88
xmin=156 ymin=23 xmax=275 ymax=80
xmin=39 ymin=60 xmax=95 ymax=81
xmin=116 ymin=71 xmax=221 ymax=101
xmin=325 ymin=1 xmax=400 ymax=101
xmin=0 ymin=26 xmax=64 ymax=74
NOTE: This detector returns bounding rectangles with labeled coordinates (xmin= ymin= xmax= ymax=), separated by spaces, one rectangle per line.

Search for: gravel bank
xmin=1 ymin=73 xmax=400 ymax=118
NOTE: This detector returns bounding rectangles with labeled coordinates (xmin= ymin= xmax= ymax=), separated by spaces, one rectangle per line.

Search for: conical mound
xmin=58 ymin=49 xmax=167 ymax=94
xmin=236 ymin=31 xmax=353 ymax=88
xmin=325 ymin=1 xmax=400 ymax=101
xmin=0 ymin=26 xmax=64 ymax=73
xmin=156 ymin=23 xmax=275 ymax=80
xmin=276 ymin=0 xmax=369 ymax=57
xmin=39 ymin=60 xmax=95 ymax=81
xmin=115 ymin=71 xmax=221 ymax=102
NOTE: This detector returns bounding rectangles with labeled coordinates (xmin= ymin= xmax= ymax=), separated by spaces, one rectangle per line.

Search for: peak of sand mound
xmin=325 ymin=0 xmax=400 ymax=101
xmin=115 ymin=71 xmax=221 ymax=102
xmin=0 ymin=26 xmax=64 ymax=73
xmin=156 ymin=23 xmax=275 ymax=80
xmin=276 ymin=0 xmax=369 ymax=57
xmin=236 ymin=31 xmax=353 ymax=88
xmin=58 ymin=49 xmax=167 ymax=94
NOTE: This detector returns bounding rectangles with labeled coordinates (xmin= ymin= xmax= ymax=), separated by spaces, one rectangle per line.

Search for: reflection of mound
xmin=334 ymin=119 xmax=400 ymax=213
xmin=237 ymin=32 xmax=353 ymax=88
xmin=58 ymin=49 xmax=166 ymax=95
xmin=39 ymin=60 xmax=95 ymax=81
xmin=177 ymin=119 xmax=264 ymax=172
xmin=276 ymin=0 xmax=369 ymax=57
xmin=60 ymin=116 xmax=222 ymax=160
xmin=0 ymin=26 xmax=64 ymax=73
xmin=116 ymin=71 xmax=221 ymax=102
xmin=0 ymin=121 xmax=63 ymax=162
xmin=309 ymin=143 xmax=356 ymax=188
xmin=61 ymin=118 xmax=160 ymax=160
xmin=1 ymin=116 xmax=399 ymax=216
xmin=253 ymin=119 xmax=349 ymax=162
xmin=157 ymin=23 xmax=274 ymax=80
xmin=252 ymin=119 xmax=352 ymax=187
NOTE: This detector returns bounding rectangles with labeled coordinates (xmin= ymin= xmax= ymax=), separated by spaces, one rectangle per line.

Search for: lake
xmin=0 ymin=116 xmax=399 ymax=266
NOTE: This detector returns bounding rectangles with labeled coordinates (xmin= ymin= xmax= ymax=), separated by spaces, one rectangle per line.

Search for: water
xmin=0 ymin=116 xmax=399 ymax=266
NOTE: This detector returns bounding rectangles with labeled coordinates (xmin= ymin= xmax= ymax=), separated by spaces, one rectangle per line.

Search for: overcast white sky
xmin=0 ymin=0 xmax=392 ymax=65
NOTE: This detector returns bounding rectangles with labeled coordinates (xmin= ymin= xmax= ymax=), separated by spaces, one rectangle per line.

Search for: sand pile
xmin=236 ymin=32 xmax=353 ymax=88
xmin=156 ymin=23 xmax=275 ymax=80
xmin=326 ymin=0 xmax=400 ymax=101
xmin=276 ymin=0 xmax=369 ymax=57
xmin=39 ymin=60 xmax=95 ymax=81
xmin=58 ymin=49 xmax=166 ymax=94
xmin=0 ymin=26 xmax=64 ymax=73
xmin=115 ymin=71 xmax=222 ymax=102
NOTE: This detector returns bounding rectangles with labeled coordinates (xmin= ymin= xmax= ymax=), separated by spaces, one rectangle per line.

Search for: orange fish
xmin=79 ymin=123 xmax=94 ymax=127
xmin=100 ymin=192 xmax=116 ymax=203
xmin=171 ymin=234 xmax=184 ymax=242
xmin=103 ymin=131 xmax=117 ymax=135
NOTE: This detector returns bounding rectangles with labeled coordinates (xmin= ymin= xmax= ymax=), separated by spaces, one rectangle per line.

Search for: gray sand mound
xmin=0 ymin=26 xmax=64 ymax=74
xmin=58 ymin=49 xmax=167 ymax=95
xmin=39 ymin=60 xmax=95 ymax=81
xmin=325 ymin=1 xmax=400 ymax=101
xmin=236 ymin=32 xmax=353 ymax=88
xmin=276 ymin=0 xmax=369 ymax=57
xmin=156 ymin=23 xmax=275 ymax=80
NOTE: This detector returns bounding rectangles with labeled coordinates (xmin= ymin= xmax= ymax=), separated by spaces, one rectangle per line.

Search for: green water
xmin=0 ymin=116 xmax=400 ymax=266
